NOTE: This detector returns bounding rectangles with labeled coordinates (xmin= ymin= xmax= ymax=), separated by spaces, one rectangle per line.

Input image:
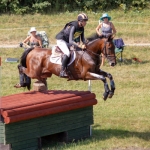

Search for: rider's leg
xmin=56 ymin=39 xmax=70 ymax=77
xmin=20 ymin=73 xmax=26 ymax=87
xmin=14 ymin=73 xmax=26 ymax=88
xmin=60 ymin=55 xmax=69 ymax=77
xmin=24 ymin=74 xmax=31 ymax=90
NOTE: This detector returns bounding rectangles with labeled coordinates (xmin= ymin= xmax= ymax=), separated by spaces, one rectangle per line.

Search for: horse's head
xmin=86 ymin=34 xmax=116 ymax=67
xmin=101 ymin=35 xmax=116 ymax=66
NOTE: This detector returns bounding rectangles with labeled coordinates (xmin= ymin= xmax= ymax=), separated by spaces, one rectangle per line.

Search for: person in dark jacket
xmin=56 ymin=13 xmax=88 ymax=77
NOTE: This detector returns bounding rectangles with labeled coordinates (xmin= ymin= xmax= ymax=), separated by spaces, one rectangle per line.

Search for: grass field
xmin=0 ymin=9 xmax=150 ymax=150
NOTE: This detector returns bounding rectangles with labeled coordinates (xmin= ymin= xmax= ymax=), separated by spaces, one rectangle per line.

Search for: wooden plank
xmin=5 ymin=107 xmax=93 ymax=132
xmin=5 ymin=116 xmax=93 ymax=143
xmin=4 ymin=99 xmax=96 ymax=124
xmin=0 ymin=121 xmax=5 ymax=144
xmin=5 ymin=118 xmax=93 ymax=144
xmin=5 ymin=110 xmax=92 ymax=136
xmin=0 ymin=137 xmax=4 ymax=144
xmin=1 ymin=91 xmax=91 ymax=108
xmin=2 ymin=93 xmax=96 ymax=117
xmin=67 ymin=126 xmax=90 ymax=141
xmin=11 ymin=138 xmax=38 ymax=150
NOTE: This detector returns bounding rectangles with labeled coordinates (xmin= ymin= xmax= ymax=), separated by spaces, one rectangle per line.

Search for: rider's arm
xmin=80 ymin=29 xmax=85 ymax=44
xmin=69 ymin=26 xmax=85 ymax=49
xmin=69 ymin=26 xmax=78 ymax=47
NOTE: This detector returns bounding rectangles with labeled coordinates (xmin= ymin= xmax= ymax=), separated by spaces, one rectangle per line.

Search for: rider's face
xmin=79 ymin=20 xmax=87 ymax=27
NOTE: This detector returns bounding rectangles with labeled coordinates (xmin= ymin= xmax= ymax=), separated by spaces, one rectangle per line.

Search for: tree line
xmin=0 ymin=0 xmax=149 ymax=14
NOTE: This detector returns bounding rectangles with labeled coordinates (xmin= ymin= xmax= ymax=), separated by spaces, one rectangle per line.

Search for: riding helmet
xmin=77 ymin=13 xmax=88 ymax=21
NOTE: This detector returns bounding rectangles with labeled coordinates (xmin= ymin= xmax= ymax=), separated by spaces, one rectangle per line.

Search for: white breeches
xmin=56 ymin=39 xmax=70 ymax=57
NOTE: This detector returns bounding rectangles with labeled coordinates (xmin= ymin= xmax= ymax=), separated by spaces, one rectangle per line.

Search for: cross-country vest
xmin=56 ymin=21 xmax=84 ymax=43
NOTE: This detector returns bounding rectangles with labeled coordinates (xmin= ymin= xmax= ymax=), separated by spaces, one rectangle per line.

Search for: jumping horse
xmin=19 ymin=34 xmax=116 ymax=100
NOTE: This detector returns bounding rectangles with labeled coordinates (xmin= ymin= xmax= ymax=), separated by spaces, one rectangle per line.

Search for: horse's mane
xmin=86 ymin=33 xmax=99 ymax=42
xmin=20 ymin=47 xmax=34 ymax=67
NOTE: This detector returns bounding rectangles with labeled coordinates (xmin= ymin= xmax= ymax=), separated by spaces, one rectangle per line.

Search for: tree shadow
xmin=92 ymin=124 xmax=150 ymax=141
xmin=116 ymin=58 xmax=150 ymax=66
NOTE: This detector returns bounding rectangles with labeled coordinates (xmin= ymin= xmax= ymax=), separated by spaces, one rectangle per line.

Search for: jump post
xmin=0 ymin=89 xmax=97 ymax=150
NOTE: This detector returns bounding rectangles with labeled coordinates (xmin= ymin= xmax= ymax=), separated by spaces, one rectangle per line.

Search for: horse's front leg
xmin=85 ymin=72 xmax=110 ymax=101
xmin=98 ymin=69 xmax=115 ymax=98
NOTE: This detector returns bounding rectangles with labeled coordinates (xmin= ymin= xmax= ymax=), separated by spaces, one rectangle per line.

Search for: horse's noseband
xmin=103 ymin=41 xmax=115 ymax=59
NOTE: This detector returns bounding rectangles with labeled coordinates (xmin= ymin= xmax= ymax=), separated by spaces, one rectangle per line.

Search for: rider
xmin=56 ymin=13 xmax=88 ymax=77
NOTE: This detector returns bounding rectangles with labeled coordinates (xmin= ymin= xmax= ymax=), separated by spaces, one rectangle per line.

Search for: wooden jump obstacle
xmin=0 ymin=90 xmax=97 ymax=150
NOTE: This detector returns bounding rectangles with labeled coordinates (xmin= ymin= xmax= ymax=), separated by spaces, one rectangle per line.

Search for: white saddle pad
xmin=50 ymin=45 xmax=76 ymax=65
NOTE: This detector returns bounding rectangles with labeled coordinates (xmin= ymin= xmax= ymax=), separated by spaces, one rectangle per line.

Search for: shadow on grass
xmin=92 ymin=125 xmax=150 ymax=141
xmin=116 ymin=58 xmax=150 ymax=66
xmin=41 ymin=126 xmax=150 ymax=150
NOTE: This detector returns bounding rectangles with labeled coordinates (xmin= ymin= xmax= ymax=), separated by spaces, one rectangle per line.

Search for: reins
xmin=86 ymin=49 xmax=100 ymax=57
xmin=102 ymin=41 xmax=116 ymax=60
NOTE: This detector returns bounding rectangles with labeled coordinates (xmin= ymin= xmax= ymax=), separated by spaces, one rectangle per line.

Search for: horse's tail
xmin=20 ymin=47 xmax=34 ymax=67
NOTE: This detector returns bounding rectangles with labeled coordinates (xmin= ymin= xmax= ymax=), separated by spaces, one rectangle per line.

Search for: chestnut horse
xmin=19 ymin=35 xmax=116 ymax=100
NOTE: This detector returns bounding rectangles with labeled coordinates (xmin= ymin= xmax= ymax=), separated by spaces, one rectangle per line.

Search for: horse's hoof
xmin=108 ymin=91 xmax=114 ymax=98
xmin=103 ymin=92 xmax=109 ymax=101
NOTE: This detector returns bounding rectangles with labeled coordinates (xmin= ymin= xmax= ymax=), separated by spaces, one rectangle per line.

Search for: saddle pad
xmin=5 ymin=57 xmax=19 ymax=63
xmin=50 ymin=46 xmax=76 ymax=65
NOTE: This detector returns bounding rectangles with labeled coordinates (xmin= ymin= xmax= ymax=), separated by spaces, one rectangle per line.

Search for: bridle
xmin=102 ymin=40 xmax=116 ymax=61
xmin=85 ymin=39 xmax=116 ymax=64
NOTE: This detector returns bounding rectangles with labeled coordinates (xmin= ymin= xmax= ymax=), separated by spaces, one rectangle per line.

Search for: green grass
xmin=0 ymin=10 xmax=150 ymax=150
xmin=0 ymin=9 xmax=150 ymax=45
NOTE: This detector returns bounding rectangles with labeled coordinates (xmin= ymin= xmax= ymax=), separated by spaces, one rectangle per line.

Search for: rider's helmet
xmin=77 ymin=13 xmax=88 ymax=21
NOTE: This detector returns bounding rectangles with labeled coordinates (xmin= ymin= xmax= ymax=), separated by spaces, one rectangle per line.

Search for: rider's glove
xmin=79 ymin=44 xmax=86 ymax=50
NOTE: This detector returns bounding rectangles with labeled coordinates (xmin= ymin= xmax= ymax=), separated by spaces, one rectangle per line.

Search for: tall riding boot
xmin=60 ymin=55 xmax=69 ymax=77
xmin=24 ymin=74 xmax=31 ymax=90
xmin=20 ymin=73 xmax=25 ymax=87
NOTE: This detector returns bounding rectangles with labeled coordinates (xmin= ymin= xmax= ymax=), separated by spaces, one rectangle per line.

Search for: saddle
xmin=50 ymin=45 xmax=76 ymax=65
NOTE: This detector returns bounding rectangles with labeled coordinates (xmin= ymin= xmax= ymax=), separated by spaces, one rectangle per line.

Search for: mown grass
xmin=0 ymin=9 xmax=150 ymax=150
xmin=0 ymin=9 xmax=150 ymax=45
xmin=0 ymin=46 xmax=150 ymax=150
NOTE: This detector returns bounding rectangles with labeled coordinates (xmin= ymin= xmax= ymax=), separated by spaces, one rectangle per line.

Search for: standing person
xmin=56 ymin=13 xmax=88 ymax=77
xmin=96 ymin=13 xmax=117 ymax=67
xmin=14 ymin=27 xmax=42 ymax=89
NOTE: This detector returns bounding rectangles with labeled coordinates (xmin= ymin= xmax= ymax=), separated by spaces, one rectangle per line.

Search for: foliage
xmin=0 ymin=0 xmax=149 ymax=14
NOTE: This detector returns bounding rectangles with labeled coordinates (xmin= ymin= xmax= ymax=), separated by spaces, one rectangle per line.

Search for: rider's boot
xmin=60 ymin=55 xmax=69 ymax=77
xmin=14 ymin=73 xmax=26 ymax=88
xmin=24 ymin=74 xmax=31 ymax=90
